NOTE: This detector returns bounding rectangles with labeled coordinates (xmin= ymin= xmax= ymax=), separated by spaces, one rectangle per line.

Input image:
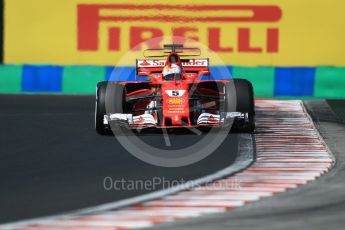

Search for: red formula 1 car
xmin=95 ymin=44 xmax=255 ymax=135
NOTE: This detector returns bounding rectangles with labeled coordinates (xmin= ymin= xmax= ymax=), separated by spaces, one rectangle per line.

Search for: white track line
xmin=0 ymin=100 xmax=334 ymax=230
xmin=0 ymin=136 xmax=253 ymax=229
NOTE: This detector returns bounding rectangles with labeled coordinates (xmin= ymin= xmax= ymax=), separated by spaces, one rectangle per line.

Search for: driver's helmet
xmin=162 ymin=54 xmax=182 ymax=79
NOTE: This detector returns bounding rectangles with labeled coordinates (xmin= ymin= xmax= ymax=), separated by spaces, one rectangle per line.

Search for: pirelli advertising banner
xmin=4 ymin=0 xmax=345 ymax=66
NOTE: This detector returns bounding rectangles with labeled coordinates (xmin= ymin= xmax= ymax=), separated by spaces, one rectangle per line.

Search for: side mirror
xmin=138 ymin=71 xmax=150 ymax=76
xmin=198 ymin=70 xmax=210 ymax=76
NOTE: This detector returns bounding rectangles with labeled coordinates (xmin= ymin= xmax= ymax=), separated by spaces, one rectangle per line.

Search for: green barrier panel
xmin=62 ymin=66 xmax=105 ymax=94
xmin=232 ymin=66 xmax=275 ymax=98
xmin=0 ymin=65 xmax=22 ymax=93
xmin=315 ymin=67 xmax=345 ymax=98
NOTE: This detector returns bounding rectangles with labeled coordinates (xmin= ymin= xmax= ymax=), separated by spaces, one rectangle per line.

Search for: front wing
xmin=103 ymin=112 xmax=247 ymax=129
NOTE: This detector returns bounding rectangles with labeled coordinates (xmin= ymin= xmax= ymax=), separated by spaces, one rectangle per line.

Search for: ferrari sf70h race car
xmin=95 ymin=44 xmax=255 ymax=135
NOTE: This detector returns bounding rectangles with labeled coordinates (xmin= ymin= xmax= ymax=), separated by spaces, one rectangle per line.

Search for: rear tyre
xmin=225 ymin=79 xmax=255 ymax=132
xmin=95 ymin=81 xmax=125 ymax=135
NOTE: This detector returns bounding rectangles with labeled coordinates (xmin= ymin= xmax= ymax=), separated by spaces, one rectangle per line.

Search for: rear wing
xmin=136 ymin=58 xmax=209 ymax=75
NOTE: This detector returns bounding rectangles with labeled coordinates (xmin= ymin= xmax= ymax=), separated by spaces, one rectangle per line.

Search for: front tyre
xmin=95 ymin=81 xmax=125 ymax=135
xmin=225 ymin=79 xmax=255 ymax=132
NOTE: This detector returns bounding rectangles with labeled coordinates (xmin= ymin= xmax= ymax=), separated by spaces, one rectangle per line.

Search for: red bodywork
xmin=118 ymin=52 xmax=229 ymax=128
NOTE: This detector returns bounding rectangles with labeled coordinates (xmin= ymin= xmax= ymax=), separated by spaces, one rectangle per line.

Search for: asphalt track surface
xmin=150 ymin=100 xmax=345 ymax=230
xmin=0 ymin=95 xmax=244 ymax=224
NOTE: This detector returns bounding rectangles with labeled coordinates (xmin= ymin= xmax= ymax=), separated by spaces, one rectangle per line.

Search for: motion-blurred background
xmin=1 ymin=0 xmax=344 ymax=98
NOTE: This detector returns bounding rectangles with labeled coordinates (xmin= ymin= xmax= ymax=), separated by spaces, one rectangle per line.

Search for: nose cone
xmin=162 ymin=81 xmax=190 ymax=127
